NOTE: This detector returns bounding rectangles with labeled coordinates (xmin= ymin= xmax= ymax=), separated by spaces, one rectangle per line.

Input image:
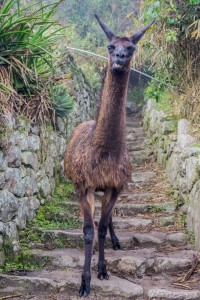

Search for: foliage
xmin=49 ymin=0 xmax=140 ymax=42
xmin=0 ymin=0 xmax=73 ymax=122
xmin=19 ymin=181 xmax=80 ymax=248
xmin=51 ymin=84 xmax=74 ymax=117
xmin=138 ymin=0 xmax=200 ymax=124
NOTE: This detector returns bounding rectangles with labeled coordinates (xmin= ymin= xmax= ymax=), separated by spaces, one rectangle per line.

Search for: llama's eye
xmin=107 ymin=45 xmax=115 ymax=52
xmin=127 ymin=46 xmax=135 ymax=54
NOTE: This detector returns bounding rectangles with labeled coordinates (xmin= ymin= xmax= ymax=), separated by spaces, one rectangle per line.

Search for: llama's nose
xmin=116 ymin=52 xmax=126 ymax=59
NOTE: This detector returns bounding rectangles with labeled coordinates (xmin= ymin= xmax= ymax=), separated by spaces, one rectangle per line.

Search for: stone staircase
xmin=1 ymin=112 xmax=200 ymax=300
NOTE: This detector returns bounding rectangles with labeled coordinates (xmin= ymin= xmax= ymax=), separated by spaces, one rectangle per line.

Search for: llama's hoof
xmin=97 ymin=264 xmax=109 ymax=280
xmin=112 ymin=239 xmax=121 ymax=250
xmin=97 ymin=271 xmax=109 ymax=280
xmin=79 ymin=274 xmax=91 ymax=297
xmin=79 ymin=285 xmax=90 ymax=297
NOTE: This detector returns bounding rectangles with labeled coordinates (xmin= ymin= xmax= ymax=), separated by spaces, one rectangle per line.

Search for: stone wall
xmin=143 ymin=99 xmax=200 ymax=249
xmin=0 ymin=115 xmax=67 ymax=263
xmin=0 ymin=55 xmax=96 ymax=264
xmin=59 ymin=54 xmax=96 ymax=138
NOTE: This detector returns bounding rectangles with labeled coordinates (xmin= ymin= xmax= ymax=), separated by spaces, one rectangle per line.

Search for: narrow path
xmin=1 ymin=111 xmax=200 ymax=300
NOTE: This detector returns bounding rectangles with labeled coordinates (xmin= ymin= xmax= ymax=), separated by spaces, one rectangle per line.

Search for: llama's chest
xmin=87 ymin=148 xmax=131 ymax=188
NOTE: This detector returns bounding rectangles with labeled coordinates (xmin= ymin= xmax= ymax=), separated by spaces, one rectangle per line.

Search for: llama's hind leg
xmin=102 ymin=191 xmax=121 ymax=250
xmin=109 ymin=215 xmax=121 ymax=250
xmin=79 ymin=189 xmax=95 ymax=297
xmin=98 ymin=188 xmax=120 ymax=280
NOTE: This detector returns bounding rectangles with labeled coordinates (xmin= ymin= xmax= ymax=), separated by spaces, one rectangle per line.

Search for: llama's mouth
xmin=112 ymin=62 xmax=123 ymax=72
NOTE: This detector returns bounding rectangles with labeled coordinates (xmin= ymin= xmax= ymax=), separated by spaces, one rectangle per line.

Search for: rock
xmin=153 ymin=257 xmax=191 ymax=273
xmin=166 ymin=153 xmax=181 ymax=188
xmin=3 ymin=113 xmax=16 ymax=129
xmin=0 ymin=172 xmax=5 ymax=189
xmin=21 ymin=168 xmax=38 ymax=196
xmin=9 ymin=131 xmax=21 ymax=146
xmin=17 ymin=117 xmax=29 ymax=129
xmin=56 ymin=137 xmax=66 ymax=157
xmin=157 ymin=148 xmax=167 ymax=165
xmin=21 ymin=151 xmax=38 ymax=171
xmin=148 ymin=288 xmax=200 ymax=299
xmin=30 ymin=124 xmax=40 ymax=135
xmin=0 ymin=151 xmax=3 ymax=167
xmin=56 ymin=117 xmax=67 ymax=134
xmin=161 ymin=120 xmax=177 ymax=135
xmin=4 ymin=221 xmax=19 ymax=250
xmin=112 ymin=217 xmax=153 ymax=230
xmin=188 ymin=180 xmax=200 ymax=249
xmin=6 ymin=146 xmax=21 ymax=167
xmin=177 ymin=134 xmax=196 ymax=150
xmin=5 ymin=168 xmax=25 ymax=197
xmin=185 ymin=157 xmax=199 ymax=192
xmin=18 ymin=133 xmax=29 ymax=150
xmin=0 ymin=222 xmax=5 ymax=233
xmin=131 ymin=171 xmax=156 ymax=183
xmin=178 ymin=119 xmax=191 ymax=135
xmin=26 ymin=196 xmax=40 ymax=221
xmin=0 ymin=190 xmax=19 ymax=222
xmin=133 ymin=233 xmax=164 ymax=247
xmin=126 ymin=102 xmax=140 ymax=115
xmin=37 ymin=176 xmax=51 ymax=197
xmin=166 ymin=232 xmax=186 ymax=246
xmin=45 ymin=156 xmax=55 ymax=177
xmin=181 ymin=147 xmax=200 ymax=158
xmin=28 ymin=135 xmax=40 ymax=151
xmin=15 ymin=197 xmax=28 ymax=229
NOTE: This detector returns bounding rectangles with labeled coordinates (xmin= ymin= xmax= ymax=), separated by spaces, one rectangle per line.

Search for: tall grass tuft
xmin=0 ymin=0 xmax=74 ymax=123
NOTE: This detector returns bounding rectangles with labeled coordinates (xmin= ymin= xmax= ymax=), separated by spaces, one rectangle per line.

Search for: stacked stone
xmin=144 ymin=99 xmax=200 ymax=249
xmin=0 ymin=114 xmax=67 ymax=261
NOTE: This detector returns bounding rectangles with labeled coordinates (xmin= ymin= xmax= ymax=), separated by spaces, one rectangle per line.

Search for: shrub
xmin=0 ymin=0 xmax=73 ymax=123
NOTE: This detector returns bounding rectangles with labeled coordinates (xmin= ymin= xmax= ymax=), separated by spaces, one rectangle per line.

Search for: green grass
xmin=1 ymin=181 xmax=81 ymax=272
xmin=19 ymin=181 xmax=81 ymax=247
xmin=194 ymin=143 xmax=200 ymax=148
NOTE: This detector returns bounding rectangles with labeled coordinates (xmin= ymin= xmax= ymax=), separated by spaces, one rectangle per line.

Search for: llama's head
xmin=95 ymin=15 xmax=154 ymax=73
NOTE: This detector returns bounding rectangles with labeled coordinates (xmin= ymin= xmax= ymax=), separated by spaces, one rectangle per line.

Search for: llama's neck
xmin=93 ymin=67 xmax=130 ymax=154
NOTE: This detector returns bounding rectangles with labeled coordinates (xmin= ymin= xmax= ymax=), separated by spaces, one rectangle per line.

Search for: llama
xmin=64 ymin=15 xmax=154 ymax=297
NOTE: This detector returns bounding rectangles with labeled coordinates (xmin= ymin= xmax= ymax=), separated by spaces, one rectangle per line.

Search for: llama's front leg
xmin=79 ymin=190 xmax=95 ymax=297
xmin=109 ymin=215 xmax=121 ymax=250
xmin=98 ymin=188 xmax=120 ymax=280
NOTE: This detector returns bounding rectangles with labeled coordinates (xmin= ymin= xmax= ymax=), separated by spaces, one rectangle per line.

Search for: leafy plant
xmin=0 ymin=0 xmax=73 ymax=122
xmin=138 ymin=0 xmax=200 ymax=124
xmin=51 ymin=84 xmax=74 ymax=117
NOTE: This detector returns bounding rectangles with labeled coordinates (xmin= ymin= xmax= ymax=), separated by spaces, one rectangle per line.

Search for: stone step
xmin=126 ymin=121 xmax=142 ymax=128
xmin=111 ymin=217 xmax=153 ymax=230
xmin=127 ymin=132 xmax=146 ymax=141
xmin=132 ymin=231 xmax=187 ymax=248
xmin=27 ymin=248 xmax=197 ymax=277
xmin=37 ymin=228 xmax=187 ymax=251
xmin=62 ymin=201 xmax=176 ymax=218
xmin=126 ymin=127 xmax=145 ymax=134
xmin=131 ymin=149 xmax=154 ymax=165
xmin=1 ymin=270 xmax=200 ymax=300
xmin=0 ymin=269 xmax=144 ymax=300
xmin=119 ymin=192 xmax=156 ymax=203
xmin=131 ymin=171 xmax=156 ymax=183
xmin=126 ymin=140 xmax=146 ymax=151
xmin=148 ymin=288 xmax=200 ymax=300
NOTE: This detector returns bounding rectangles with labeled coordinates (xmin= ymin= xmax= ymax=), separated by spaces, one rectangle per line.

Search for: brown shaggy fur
xmin=64 ymin=64 xmax=132 ymax=191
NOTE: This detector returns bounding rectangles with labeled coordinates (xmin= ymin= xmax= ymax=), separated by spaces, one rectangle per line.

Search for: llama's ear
xmin=95 ymin=14 xmax=115 ymax=41
xmin=130 ymin=21 xmax=154 ymax=44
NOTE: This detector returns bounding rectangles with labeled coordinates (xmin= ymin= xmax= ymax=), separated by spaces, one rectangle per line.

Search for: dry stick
xmin=0 ymin=294 xmax=22 ymax=300
xmin=172 ymin=282 xmax=192 ymax=290
xmin=180 ymin=256 xmax=200 ymax=283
